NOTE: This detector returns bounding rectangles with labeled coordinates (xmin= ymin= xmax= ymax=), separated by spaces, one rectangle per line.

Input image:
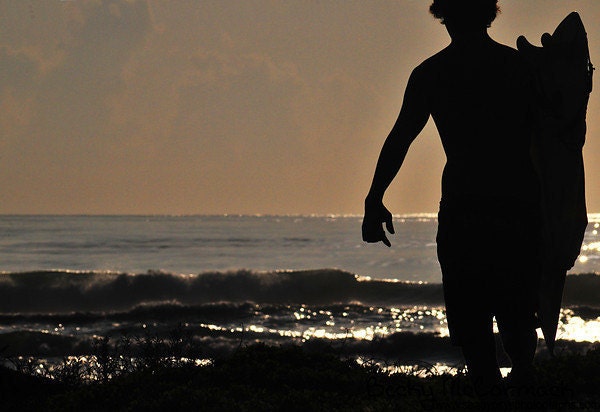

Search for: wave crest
xmin=0 ymin=270 xmax=598 ymax=314
xmin=0 ymin=269 xmax=443 ymax=313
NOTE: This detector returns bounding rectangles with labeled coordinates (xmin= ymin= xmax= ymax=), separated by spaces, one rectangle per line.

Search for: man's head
xmin=430 ymin=0 xmax=500 ymax=29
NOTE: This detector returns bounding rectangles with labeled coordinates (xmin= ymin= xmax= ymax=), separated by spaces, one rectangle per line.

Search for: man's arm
xmin=362 ymin=66 xmax=431 ymax=246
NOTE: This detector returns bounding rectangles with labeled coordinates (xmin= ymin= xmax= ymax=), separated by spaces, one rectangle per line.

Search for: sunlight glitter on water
xmin=574 ymin=219 xmax=600 ymax=269
xmin=203 ymin=305 xmax=600 ymax=344
xmin=557 ymin=309 xmax=600 ymax=342
xmin=201 ymin=306 xmax=450 ymax=342
xmin=582 ymin=241 xmax=600 ymax=253
xmin=12 ymin=305 xmax=599 ymax=345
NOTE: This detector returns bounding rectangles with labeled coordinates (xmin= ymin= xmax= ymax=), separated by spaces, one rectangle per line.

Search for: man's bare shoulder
xmin=406 ymin=46 xmax=452 ymax=86
xmin=489 ymin=41 xmax=533 ymax=76
xmin=414 ymin=41 xmax=527 ymax=75
xmin=491 ymin=40 xmax=525 ymax=60
xmin=414 ymin=46 xmax=452 ymax=73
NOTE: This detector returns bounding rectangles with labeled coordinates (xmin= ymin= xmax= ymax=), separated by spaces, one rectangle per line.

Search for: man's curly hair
xmin=430 ymin=0 xmax=500 ymax=28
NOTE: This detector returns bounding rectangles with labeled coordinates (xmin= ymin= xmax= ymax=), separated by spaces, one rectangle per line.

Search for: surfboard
xmin=517 ymin=12 xmax=593 ymax=354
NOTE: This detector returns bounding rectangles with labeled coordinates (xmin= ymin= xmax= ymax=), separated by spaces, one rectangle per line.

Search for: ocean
xmin=1 ymin=214 xmax=600 ymax=371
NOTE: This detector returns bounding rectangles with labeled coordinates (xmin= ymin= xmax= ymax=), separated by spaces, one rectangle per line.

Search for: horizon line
xmin=0 ymin=212 xmax=436 ymax=218
xmin=1 ymin=213 xmax=600 ymax=221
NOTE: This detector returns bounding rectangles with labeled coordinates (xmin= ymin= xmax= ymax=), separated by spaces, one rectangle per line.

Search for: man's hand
xmin=362 ymin=199 xmax=395 ymax=247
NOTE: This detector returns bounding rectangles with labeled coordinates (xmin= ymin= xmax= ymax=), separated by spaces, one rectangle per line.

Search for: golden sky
xmin=1 ymin=0 xmax=599 ymax=215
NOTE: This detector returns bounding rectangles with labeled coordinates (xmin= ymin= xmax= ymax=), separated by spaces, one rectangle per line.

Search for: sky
xmin=0 ymin=0 xmax=599 ymax=215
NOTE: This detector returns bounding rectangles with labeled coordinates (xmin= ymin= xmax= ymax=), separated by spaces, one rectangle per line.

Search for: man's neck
xmin=446 ymin=25 xmax=492 ymax=47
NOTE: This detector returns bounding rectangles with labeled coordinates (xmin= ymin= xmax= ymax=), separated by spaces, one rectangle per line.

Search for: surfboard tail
xmin=537 ymin=268 xmax=567 ymax=355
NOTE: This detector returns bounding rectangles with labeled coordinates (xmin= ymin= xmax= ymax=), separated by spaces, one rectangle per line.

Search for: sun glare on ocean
xmin=557 ymin=309 xmax=600 ymax=342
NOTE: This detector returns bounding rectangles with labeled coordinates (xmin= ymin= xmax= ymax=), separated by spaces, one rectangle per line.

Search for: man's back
xmin=416 ymin=38 xmax=539 ymax=201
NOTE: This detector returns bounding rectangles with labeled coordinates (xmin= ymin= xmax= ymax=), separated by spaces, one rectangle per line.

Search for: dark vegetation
xmin=1 ymin=330 xmax=600 ymax=411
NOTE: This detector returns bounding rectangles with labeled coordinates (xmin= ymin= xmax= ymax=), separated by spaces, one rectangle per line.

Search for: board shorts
xmin=436 ymin=195 xmax=542 ymax=346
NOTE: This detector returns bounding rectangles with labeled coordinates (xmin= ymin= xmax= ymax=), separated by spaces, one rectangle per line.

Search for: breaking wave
xmin=0 ymin=269 xmax=443 ymax=313
xmin=0 ymin=269 xmax=598 ymax=314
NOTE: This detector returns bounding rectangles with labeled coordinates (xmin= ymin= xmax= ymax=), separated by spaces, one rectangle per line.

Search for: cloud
xmin=0 ymin=1 xmax=411 ymax=213
xmin=0 ymin=1 xmax=155 ymax=212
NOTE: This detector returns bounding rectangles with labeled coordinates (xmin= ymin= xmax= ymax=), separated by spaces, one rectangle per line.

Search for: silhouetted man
xmin=362 ymin=0 xmax=540 ymax=400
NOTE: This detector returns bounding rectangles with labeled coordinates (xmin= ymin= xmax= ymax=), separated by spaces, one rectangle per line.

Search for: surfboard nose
xmin=552 ymin=11 xmax=586 ymax=45
xmin=558 ymin=11 xmax=584 ymax=32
